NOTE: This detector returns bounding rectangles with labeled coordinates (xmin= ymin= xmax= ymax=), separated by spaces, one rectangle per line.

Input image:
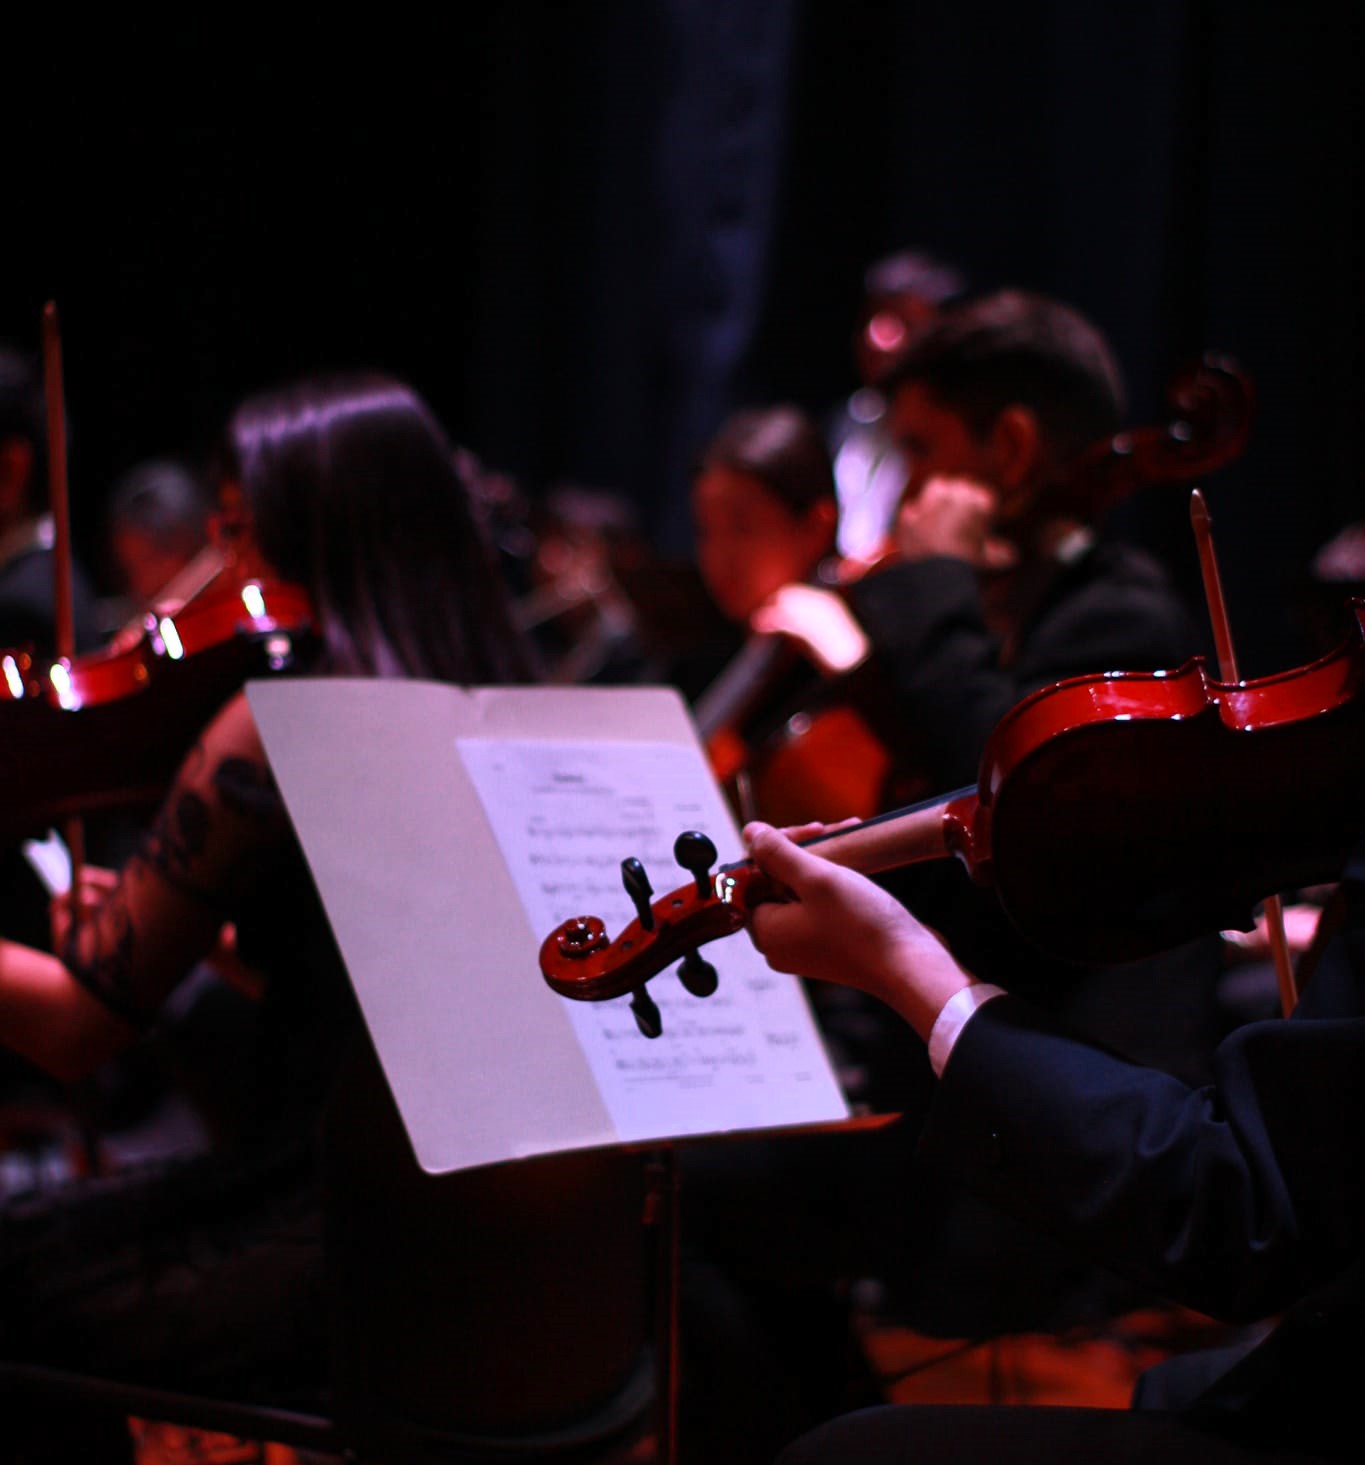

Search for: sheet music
xmin=458 ymin=738 xmax=848 ymax=1140
xmin=249 ymin=679 xmax=851 ymax=1171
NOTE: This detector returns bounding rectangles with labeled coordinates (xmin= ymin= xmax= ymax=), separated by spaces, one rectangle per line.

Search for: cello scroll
xmin=1065 ymin=353 xmax=1255 ymax=519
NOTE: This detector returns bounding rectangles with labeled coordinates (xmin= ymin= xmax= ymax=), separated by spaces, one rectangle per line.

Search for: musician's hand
xmin=1221 ymin=901 xmax=1323 ymax=965
xmin=742 ymin=822 xmax=973 ymax=1041
xmin=49 ymin=866 xmax=118 ymax=954
xmin=750 ymin=585 xmax=870 ymax=674
xmin=896 ymin=475 xmax=1018 ymax=570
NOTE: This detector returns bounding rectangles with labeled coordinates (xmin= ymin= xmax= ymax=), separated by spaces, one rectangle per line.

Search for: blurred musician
xmin=829 ymin=249 xmax=968 ymax=563
xmin=735 ymin=297 xmax=1227 ymax=1368
xmin=693 ymin=403 xmax=839 ymax=629
xmin=0 ymin=346 xmax=100 ymax=656
xmin=0 ymin=373 xmax=634 ymax=1456
xmin=757 ymin=289 xmax=1200 ymax=791
xmin=690 ymin=405 xmax=865 ymax=820
xmin=0 ymin=348 xmax=102 ymax=957
xmin=101 ymin=457 xmax=215 ymax=624
xmin=745 ymin=816 xmax=1365 ymax=1465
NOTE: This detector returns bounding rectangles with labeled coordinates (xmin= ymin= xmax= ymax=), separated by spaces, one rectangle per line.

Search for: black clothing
xmin=0 ymin=537 xmax=99 ymax=658
xmin=782 ymin=843 xmax=1365 ymax=1464
xmin=0 ymin=773 xmax=352 ymax=1398
xmin=841 ymin=536 xmax=1222 ymax=1335
xmin=839 ymin=535 xmax=1216 ymax=1088
xmin=844 ymin=538 xmax=1199 ymax=790
xmin=0 ymin=713 xmax=651 ymax=1449
xmin=0 ymin=537 xmax=111 ymax=1102
xmin=843 ymin=534 xmax=1217 ymax=1069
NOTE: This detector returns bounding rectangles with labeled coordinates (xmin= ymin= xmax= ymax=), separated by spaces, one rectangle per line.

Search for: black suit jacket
xmin=844 ymin=538 xmax=1199 ymax=791
xmin=850 ymin=538 xmax=1221 ymax=1080
xmin=0 ymin=543 xmax=99 ymax=655
xmin=918 ymin=846 xmax=1365 ymax=1459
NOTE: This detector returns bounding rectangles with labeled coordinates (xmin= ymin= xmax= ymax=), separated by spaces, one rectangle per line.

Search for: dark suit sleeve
xmin=844 ymin=558 xmax=1014 ymax=787
xmin=917 ymin=992 xmax=1365 ymax=1323
xmin=1006 ymin=561 xmax=1198 ymax=689
xmin=843 ymin=545 xmax=1198 ymax=789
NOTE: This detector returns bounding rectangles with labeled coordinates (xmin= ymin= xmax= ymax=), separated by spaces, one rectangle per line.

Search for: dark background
xmin=4 ymin=1 xmax=1359 ymax=674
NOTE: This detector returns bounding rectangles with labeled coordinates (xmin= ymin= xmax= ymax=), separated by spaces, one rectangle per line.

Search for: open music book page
xmin=248 ymin=681 xmax=847 ymax=1174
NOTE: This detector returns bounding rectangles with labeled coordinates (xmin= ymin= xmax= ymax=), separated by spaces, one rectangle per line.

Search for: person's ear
xmin=983 ymin=408 xmax=1049 ymax=527
xmin=988 ymin=406 xmax=1043 ymax=491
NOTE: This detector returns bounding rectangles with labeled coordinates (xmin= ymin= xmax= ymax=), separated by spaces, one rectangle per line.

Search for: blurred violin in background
xmin=0 ymin=562 xmax=315 ymax=845
xmin=542 ymin=598 xmax=1365 ymax=1034
xmin=3 ymin=310 xmax=316 ymax=849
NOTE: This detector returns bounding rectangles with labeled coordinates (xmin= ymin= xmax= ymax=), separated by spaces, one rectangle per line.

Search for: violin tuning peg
xmin=673 ymin=830 xmax=718 ymax=898
xmin=630 ymin=986 xmax=663 ymax=1040
xmin=621 ymin=857 xmax=655 ymax=932
xmin=677 ymin=949 xmax=718 ymax=999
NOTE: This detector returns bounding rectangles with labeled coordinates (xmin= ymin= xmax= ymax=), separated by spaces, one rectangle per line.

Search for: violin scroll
xmin=540 ymin=796 xmax=966 ymax=1030
xmin=540 ymin=830 xmax=779 ymax=1037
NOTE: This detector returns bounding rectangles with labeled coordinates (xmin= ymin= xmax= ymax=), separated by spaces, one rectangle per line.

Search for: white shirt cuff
xmin=927 ymin=983 xmax=1007 ymax=1077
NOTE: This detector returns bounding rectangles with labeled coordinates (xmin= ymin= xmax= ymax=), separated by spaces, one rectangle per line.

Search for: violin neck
xmin=796 ymin=785 xmax=976 ymax=877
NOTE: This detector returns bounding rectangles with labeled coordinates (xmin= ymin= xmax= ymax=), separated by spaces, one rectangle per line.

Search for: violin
xmin=3 ymin=304 xmax=319 ymax=847
xmin=541 ymin=601 xmax=1365 ymax=1034
xmin=698 ymin=354 xmax=1256 ymax=830
xmin=0 ymin=568 xmax=315 ymax=844
xmin=696 ymin=632 xmax=914 ymax=828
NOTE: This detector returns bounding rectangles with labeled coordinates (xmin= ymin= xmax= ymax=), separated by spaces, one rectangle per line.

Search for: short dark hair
xmin=699 ymin=405 xmax=836 ymax=517
xmin=882 ymin=290 xmax=1125 ymax=463
xmin=107 ymin=459 xmax=212 ymax=546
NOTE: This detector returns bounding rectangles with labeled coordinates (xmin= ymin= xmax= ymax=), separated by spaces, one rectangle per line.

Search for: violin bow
xmin=41 ymin=302 xmax=86 ymax=916
xmin=1190 ymin=488 xmax=1297 ymax=1014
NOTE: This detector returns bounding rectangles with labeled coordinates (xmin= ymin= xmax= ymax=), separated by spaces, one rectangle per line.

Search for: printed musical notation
xmin=457 ymin=738 xmax=847 ymax=1139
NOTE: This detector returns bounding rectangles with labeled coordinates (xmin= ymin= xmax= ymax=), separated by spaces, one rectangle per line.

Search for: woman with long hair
xmin=4 ymin=373 xmax=533 ymax=1085
xmin=0 ymin=374 xmax=646 ymax=1455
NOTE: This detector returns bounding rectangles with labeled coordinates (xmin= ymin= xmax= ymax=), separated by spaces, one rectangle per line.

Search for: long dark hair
xmin=226 ymin=373 xmax=534 ymax=684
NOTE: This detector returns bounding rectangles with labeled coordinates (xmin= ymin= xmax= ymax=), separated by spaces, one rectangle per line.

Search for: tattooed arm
xmin=0 ymin=693 xmax=289 ymax=1082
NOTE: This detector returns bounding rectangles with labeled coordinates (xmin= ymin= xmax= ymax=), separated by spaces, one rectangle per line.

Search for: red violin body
xmin=0 ymin=575 xmax=315 ymax=842
xmin=542 ymin=600 xmax=1365 ymax=1004
xmin=964 ymin=598 xmax=1365 ymax=962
